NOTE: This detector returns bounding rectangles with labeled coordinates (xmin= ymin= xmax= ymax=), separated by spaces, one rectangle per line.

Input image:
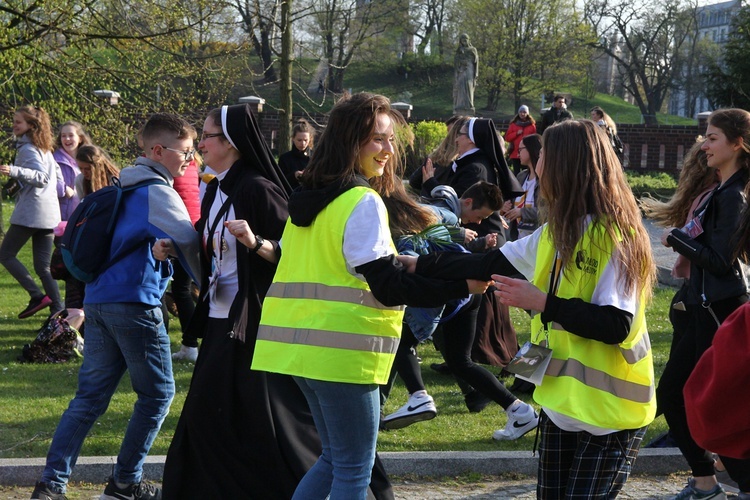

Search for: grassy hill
xmin=248 ymin=58 xmax=695 ymax=126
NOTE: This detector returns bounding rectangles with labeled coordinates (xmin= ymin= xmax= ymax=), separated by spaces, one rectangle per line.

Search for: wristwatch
xmin=251 ymin=235 xmax=265 ymax=253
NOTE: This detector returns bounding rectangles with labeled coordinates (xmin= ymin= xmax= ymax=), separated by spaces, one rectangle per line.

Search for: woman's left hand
xmin=492 ymin=274 xmax=547 ymax=311
xmin=225 ymin=219 xmax=256 ymax=249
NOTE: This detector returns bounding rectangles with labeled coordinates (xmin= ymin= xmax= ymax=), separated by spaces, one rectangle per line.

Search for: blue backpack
xmin=60 ymin=177 xmax=167 ymax=283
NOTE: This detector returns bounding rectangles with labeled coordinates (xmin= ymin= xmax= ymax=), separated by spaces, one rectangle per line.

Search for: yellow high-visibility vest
xmin=531 ymin=222 xmax=656 ymax=429
xmin=252 ymin=186 xmax=404 ymax=385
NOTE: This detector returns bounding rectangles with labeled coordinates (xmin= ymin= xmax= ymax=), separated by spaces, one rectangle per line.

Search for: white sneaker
xmin=493 ymin=402 xmax=539 ymax=440
xmin=172 ymin=345 xmax=198 ymax=362
xmin=381 ymin=392 xmax=437 ymax=430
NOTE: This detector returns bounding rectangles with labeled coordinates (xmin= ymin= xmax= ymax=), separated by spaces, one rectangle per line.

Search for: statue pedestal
xmin=453 ymin=106 xmax=475 ymax=116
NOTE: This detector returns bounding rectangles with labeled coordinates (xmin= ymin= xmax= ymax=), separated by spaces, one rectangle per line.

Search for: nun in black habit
xmin=162 ymin=104 xmax=394 ymax=499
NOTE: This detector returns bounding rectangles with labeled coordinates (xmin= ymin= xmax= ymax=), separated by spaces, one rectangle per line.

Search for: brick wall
xmin=254 ymin=109 xmax=706 ymax=174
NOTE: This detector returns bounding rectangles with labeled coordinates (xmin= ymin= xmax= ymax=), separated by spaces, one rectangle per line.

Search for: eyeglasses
xmin=518 ymin=147 xmax=526 ymax=152
xmin=201 ymin=132 xmax=225 ymax=141
xmin=457 ymin=132 xmax=469 ymax=137
xmin=160 ymin=146 xmax=197 ymax=161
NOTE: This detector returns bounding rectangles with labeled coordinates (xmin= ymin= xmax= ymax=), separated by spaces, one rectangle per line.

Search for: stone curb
xmin=657 ymin=265 xmax=682 ymax=288
xmin=0 ymin=449 xmax=688 ymax=486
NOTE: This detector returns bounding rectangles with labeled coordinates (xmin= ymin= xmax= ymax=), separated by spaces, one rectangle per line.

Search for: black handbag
xmin=3 ymin=178 xmax=21 ymax=197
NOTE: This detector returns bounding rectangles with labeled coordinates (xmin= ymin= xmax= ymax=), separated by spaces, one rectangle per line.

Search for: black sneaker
xmin=100 ymin=477 xmax=161 ymax=500
xmin=30 ymin=481 xmax=68 ymax=499
xmin=430 ymin=362 xmax=452 ymax=375
xmin=464 ymin=390 xmax=492 ymax=413
xmin=507 ymin=377 xmax=536 ymax=395
xmin=18 ymin=295 xmax=52 ymax=319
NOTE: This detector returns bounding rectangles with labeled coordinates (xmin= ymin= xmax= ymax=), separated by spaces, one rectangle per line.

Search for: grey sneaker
xmin=30 ymin=481 xmax=67 ymax=500
xmin=171 ymin=345 xmax=198 ymax=362
xmin=671 ymin=478 xmax=727 ymax=500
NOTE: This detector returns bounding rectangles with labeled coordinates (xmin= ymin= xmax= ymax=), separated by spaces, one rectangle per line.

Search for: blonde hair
xmin=430 ymin=116 xmax=469 ymax=167
xmin=640 ymin=140 xmax=716 ymax=227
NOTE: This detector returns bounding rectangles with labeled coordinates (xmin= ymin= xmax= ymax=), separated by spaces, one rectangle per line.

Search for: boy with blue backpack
xmin=380 ymin=181 xmax=505 ymax=430
xmin=31 ymin=114 xmax=200 ymax=500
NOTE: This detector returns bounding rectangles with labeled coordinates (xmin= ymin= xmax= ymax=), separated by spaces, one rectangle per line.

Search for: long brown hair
xmin=541 ymin=120 xmax=655 ymax=296
xmin=380 ymin=180 xmax=439 ymax=238
xmin=302 ymin=93 xmax=406 ymax=197
xmin=76 ymin=145 xmax=120 ymax=195
xmin=708 ymin=108 xmax=750 ymax=261
xmin=15 ymin=105 xmax=55 ymax=152
xmin=640 ymin=140 xmax=717 ymax=228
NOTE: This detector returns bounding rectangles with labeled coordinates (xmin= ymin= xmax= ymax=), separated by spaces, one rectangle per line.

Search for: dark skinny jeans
xmin=442 ymin=294 xmax=517 ymax=409
xmin=0 ymin=224 xmax=63 ymax=313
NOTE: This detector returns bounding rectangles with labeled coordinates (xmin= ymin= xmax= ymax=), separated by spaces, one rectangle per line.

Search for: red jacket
xmin=172 ymin=160 xmax=201 ymax=225
xmin=685 ymin=302 xmax=750 ymax=459
xmin=505 ymin=121 xmax=536 ymax=160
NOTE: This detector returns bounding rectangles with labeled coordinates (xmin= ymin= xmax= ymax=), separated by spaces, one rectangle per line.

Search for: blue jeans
xmin=292 ymin=377 xmax=380 ymax=500
xmin=41 ymin=303 xmax=174 ymax=493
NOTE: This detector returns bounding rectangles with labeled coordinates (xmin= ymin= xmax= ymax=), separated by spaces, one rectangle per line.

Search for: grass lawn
xmin=0 ymin=198 xmax=673 ymax=459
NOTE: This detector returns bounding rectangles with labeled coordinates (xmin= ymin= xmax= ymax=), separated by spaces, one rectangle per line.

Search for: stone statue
xmin=453 ymin=34 xmax=478 ymax=115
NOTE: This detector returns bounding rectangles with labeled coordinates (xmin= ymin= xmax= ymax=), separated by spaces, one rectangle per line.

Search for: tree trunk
xmin=278 ymin=0 xmax=293 ymax=156
xmin=260 ymin=27 xmax=277 ymax=82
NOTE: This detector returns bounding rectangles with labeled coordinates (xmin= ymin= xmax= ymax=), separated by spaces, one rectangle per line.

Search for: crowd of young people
xmin=3 ymin=99 xmax=749 ymax=500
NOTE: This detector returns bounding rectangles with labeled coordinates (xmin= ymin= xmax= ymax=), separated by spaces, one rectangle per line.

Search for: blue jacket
xmin=84 ymin=157 xmax=200 ymax=307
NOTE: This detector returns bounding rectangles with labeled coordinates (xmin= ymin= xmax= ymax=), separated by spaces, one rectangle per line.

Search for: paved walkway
xmin=0 ymin=473 xmax=732 ymax=499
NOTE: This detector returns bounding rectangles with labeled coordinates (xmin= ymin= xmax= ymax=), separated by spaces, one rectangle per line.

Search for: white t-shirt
xmin=204 ymin=170 xmax=239 ymax=319
xmin=342 ymin=191 xmax=394 ymax=277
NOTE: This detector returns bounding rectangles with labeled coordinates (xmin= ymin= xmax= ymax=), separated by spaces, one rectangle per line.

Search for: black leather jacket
xmin=667 ymin=169 xmax=750 ymax=305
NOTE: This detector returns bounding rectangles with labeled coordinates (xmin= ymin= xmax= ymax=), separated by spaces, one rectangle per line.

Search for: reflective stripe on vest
xmin=267 ymin=281 xmax=404 ymax=311
xmin=252 ymin=186 xmax=404 ymax=385
xmin=530 ymin=222 xmax=656 ymax=429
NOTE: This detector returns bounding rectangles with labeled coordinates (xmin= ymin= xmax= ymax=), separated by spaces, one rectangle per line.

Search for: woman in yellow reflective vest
xmin=245 ymin=93 xmax=490 ymax=499
xmin=402 ymin=119 xmax=657 ymax=498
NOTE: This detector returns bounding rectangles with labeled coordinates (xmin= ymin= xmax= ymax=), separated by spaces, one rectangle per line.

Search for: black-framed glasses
xmin=201 ymin=132 xmax=225 ymax=141
xmin=457 ymin=132 xmax=469 ymax=137
xmin=161 ymin=146 xmax=196 ymax=160
xmin=518 ymin=147 xmax=526 ymax=152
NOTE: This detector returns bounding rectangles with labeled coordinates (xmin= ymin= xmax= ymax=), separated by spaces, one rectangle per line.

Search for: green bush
xmin=404 ymin=120 xmax=447 ymax=177
xmin=625 ymin=170 xmax=678 ymax=199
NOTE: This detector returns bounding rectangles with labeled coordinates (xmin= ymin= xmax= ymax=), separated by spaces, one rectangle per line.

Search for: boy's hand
xmin=485 ymin=233 xmax=498 ymax=249
xmin=153 ymin=238 xmax=174 ymax=261
xmin=396 ymin=254 xmax=417 ymax=273
xmin=463 ymin=229 xmax=478 ymax=244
